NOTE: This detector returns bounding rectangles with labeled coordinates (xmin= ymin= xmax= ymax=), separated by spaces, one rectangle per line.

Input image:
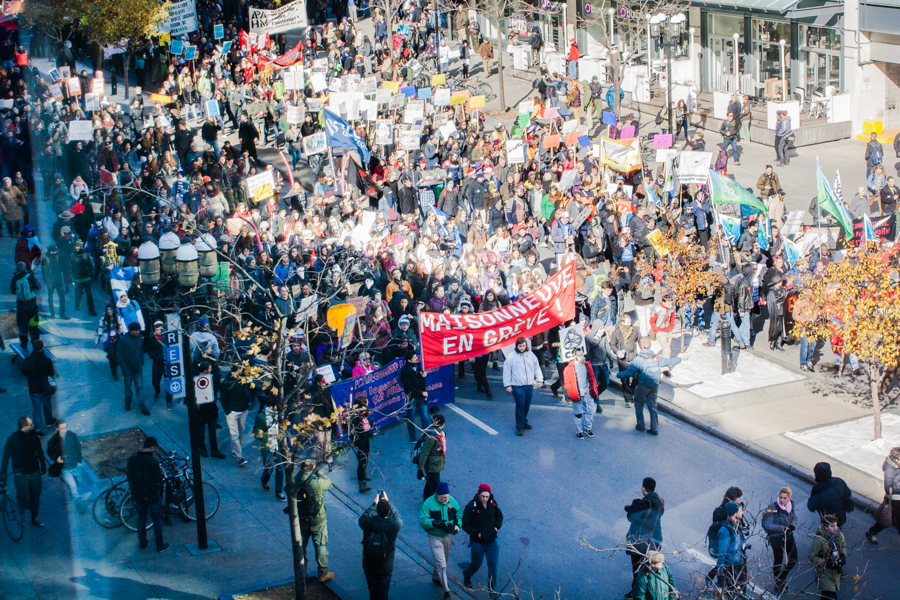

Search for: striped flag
xmin=833 ymin=170 xmax=843 ymax=203
xmin=864 ymin=214 xmax=878 ymax=244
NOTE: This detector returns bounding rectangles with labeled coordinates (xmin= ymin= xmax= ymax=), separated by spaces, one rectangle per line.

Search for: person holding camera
xmin=808 ymin=515 xmax=847 ymax=600
xmin=419 ymin=481 xmax=461 ymax=600
xmin=762 ymin=486 xmax=799 ymax=594
xmin=359 ymin=490 xmax=402 ymax=600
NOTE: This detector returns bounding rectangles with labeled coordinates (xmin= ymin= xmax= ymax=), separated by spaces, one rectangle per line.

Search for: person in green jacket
xmin=808 ymin=515 xmax=846 ymax=599
xmin=294 ymin=460 xmax=336 ymax=583
xmin=417 ymin=414 xmax=446 ymax=499
xmin=633 ymin=551 xmax=678 ymax=600
xmin=419 ymin=481 xmax=461 ymax=599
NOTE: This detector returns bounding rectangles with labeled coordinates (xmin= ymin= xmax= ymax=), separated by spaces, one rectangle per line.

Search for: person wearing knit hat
xmin=713 ymin=501 xmax=748 ymax=595
xmin=462 ymin=483 xmax=504 ymax=593
xmin=420 ymin=480 xmax=460 ymax=599
xmin=633 ymin=550 xmax=678 ymax=599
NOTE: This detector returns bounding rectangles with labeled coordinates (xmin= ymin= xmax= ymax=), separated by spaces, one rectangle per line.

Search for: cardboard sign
xmin=375 ymin=89 xmax=391 ymax=105
xmin=49 ymin=83 xmax=63 ymax=101
xmin=399 ymin=128 xmax=420 ymax=150
xmin=382 ymin=81 xmax=400 ymax=94
xmin=214 ymin=23 xmax=224 ymax=39
xmin=221 ymin=41 xmax=233 ymax=54
xmin=619 ymin=125 xmax=636 ymax=139
xmin=417 ymin=87 xmax=432 ymax=100
xmin=557 ymin=325 xmax=586 ymax=363
xmin=205 ymin=99 xmax=220 ymax=117
xmin=468 ymin=95 xmax=485 ymax=110
xmin=91 ymin=78 xmax=104 ymax=94
xmin=519 ymin=100 xmax=533 ymax=114
xmin=364 ymin=76 xmax=377 ymax=95
xmin=359 ymin=99 xmax=377 ymax=121
xmin=85 ymin=93 xmax=101 ymax=112
xmin=245 ymin=170 xmax=276 ymax=202
xmin=150 ymin=93 xmax=174 ymax=103
xmin=438 ymin=122 xmax=457 ymax=140
xmin=542 ymin=134 xmax=560 ymax=149
xmin=49 ymin=68 xmax=61 ymax=82
xmin=434 ymin=89 xmax=451 ymax=107
xmin=565 ymin=132 xmax=579 ymax=147
xmin=543 ymin=106 xmax=559 ymax=119
xmin=653 ymin=134 xmax=673 ymax=148
xmin=449 ymin=91 xmax=468 ymax=106
xmin=389 ymin=94 xmax=405 ymax=110
xmin=171 ymin=39 xmax=184 ymax=56
xmin=562 ymin=119 xmax=578 ymax=134
xmin=67 ymin=120 xmax=94 ymax=142
xmin=506 ymin=138 xmax=525 ymax=164
xmin=602 ymin=110 xmax=617 ymax=125
xmin=400 ymin=85 xmax=417 ymax=98
xmin=59 ymin=66 xmax=71 ymax=79
xmin=66 ymin=77 xmax=81 ymax=96
xmin=375 ymin=119 xmax=393 ymax=145
xmin=431 ymin=73 xmax=446 ymax=86
xmin=307 ymin=98 xmax=324 ymax=112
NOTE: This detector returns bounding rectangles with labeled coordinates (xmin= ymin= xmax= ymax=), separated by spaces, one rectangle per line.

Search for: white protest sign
xmin=246 ymin=170 xmax=276 ymax=202
xmin=286 ymin=105 xmax=304 ymax=124
xmin=506 ymin=138 xmax=525 ymax=164
xmin=375 ymin=89 xmax=391 ymax=105
xmin=438 ymin=122 xmax=457 ymax=140
xmin=375 ymin=120 xmax=393 ymax=145
xmin=85 ymin=93 xmax=101 ymax=112
xmin=558 ymin=326 xmax=586 ymax=362
xmin=562 ymin=119 xmax=578 ymax=134
xmin=67 ymin=120 xmax=94 ymax=142
xmin=249 ymin=0 xmax=308 ymax=34
xmin=359 ymin=99 xmax=377 ymax=121
xmin=519 ymin=100 xmax=533 ymax=114
xmin=159 ymin=0 xmax=199 ymax=36
xmin=558 ymin=169 xmax=577 ymax=191
xmin=434 ymin=89 xmax=451 ymax=107
xmin=399 ymin=128 xmax=420 ymax=150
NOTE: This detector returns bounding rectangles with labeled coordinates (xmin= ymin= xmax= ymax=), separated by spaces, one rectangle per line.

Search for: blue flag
xmin=645 ymin=184 xmax=663 ymax=209
xmin=757 ymin=216 xmax=770 ymax=251
xmin=783 ymin=238 xmax=800 ymax=268
xmin=110 ymin=266 xmax=138 ymax=294
xmin=432 ymin=206 xmax=449 ymax=237
xmin=864 ymin=214 xmax=877 ymax=243
xmin=718 ymin=214 xmax=742 ymax=244
xmin=322 ymin=109 xmax=370 ymax=164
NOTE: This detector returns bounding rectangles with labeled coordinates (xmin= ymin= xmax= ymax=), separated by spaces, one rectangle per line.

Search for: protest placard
xmin=375 ymin=120 xmax=393 ymax=145
xmin=67 ymin=120 xmax=93 ymax=142
xmin=303 ymin=132 xmax=327 ymax=155
xmin=205 ymin=99 xmax=220 ymax=117
xmin=468 ymin=95 xmax=485 ymax=110
xmin=66 ymin=78 xmax=81 ymax=96
xmin=85 ymin=94 xmax=101 ymax=112
xmin=434 ymin=89 xmax=451 ymax=107
xmin=399 ymin=128 xmax=420 ymax=150
xmin=245 ymin=170 xmax=275 ymax=202
xmin=506 ymin=138 xmax=525 ymax=164
xmin=286 ymin=105 xmax=304 ymax=124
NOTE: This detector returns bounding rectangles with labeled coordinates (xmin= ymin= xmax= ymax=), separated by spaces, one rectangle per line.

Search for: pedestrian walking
xmin=865 ymin=446 xmax=900 ymax=545
xmin=11 ymin=261 xmax=40 ymax=348
xmin=808 ymin=515 xmax=847 ymax=600
xmin=865 ymin=131 xmax=884 ymax=178
xmin=762 ymin=486 xmax=799 ymax=594
xmin=713 ymin=502 xmax=747 ymax=596
xmin=95 ymin=304 xmax=121 ymax=380
xmin=1 ymin=416 xmax=47 ymax=527
xmin=71 ymin=239 xmax=96 ymax=316
xmin=21 ymin=339 xmax=57 ymax=435
xmin=562 ymin=347 xmax=599 ymax=439
xmin=351 ymin=397 xmax=375 ymax=493
xmin=125 ymin=436 xmax=169 ymax=552
xmin=222 ymin=365 xmax=251 ymax=467
xmin=502 ymin=336 xmax=544 ymax=436
xmin=294 ymin=460 xmax=335 ymax=583
xmin=416 ymin=414 xmax=446 ymax=500
xmin=648 ymin=296 xmax=677 ymax=360
xmin=615 ymin=339 xmax=682 ymax=436
xmin=611 ymin=314 xmax=642 ymax=408
xmin=359 ymin=490 xmax=403 ymax=600
xmin=147 ymin=321 xmax=174 ymax=409
xmin=419 ymin=481 xmax=461 ymax=600
xmin=623 ymin=477 xmax=664 ymax=600
xmin=46 ymin=419 xmax=89 ymax=503
xmin=632 ymin=551 xmax=678 ymax=600
xmin=401 ymin=350 xmax=430 ymax=440
xmin=807 ymin=462 xmax=853 ymax=527
xmin=116 ymin=322 xmax=150 ymax=415
xmin=114 ymin=290 xmax=145 ymax=333
xmin=462 ymin=483 xmax=503 ymax=597
xmin=254 ymin=396 xmax=286 ymax=500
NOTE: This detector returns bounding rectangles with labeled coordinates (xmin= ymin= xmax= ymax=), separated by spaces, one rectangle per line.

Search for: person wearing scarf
xmin=762 ymin=486 xmax=799 ymax=594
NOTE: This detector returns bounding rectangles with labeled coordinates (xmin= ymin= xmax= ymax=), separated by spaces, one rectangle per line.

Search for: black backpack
xmin=363 ymin=530 xmax=390 ymax=562
xmin=295 ymin=478 xmax=323 ymax=520
xmin=707 ymin=520 xmax=727 ymax=557
xmin=410 ymin=432 xmax=427 ymax=466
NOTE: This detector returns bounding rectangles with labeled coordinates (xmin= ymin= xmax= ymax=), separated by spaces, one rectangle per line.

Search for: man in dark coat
xmin=807 ymin=462 xmax=853 ymax=526
xmin=116 ymin=322 xmax=148 ymax=414
xmin=359 ymin=491 xmax=403 ymax=600
xmin=1 ymin=416 xmax=47 ymax=526
xmin=462 ymin=483 xmax=504 ymax=593
xmin=238 ymin=114 xmax=259 ymax=162
xmin=125 ymin=436 xmax=169 ymax=552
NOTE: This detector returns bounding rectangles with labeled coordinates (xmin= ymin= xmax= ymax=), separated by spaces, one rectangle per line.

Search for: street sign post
xmin=162 ymin=330 xmax=187 ymax=399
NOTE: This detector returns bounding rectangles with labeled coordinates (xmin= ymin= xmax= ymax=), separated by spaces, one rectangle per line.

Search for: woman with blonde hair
xmin=866 ymin=446 xmax=900 ymax=544
xmin=762 ymin=486 xmax=799 ymax=593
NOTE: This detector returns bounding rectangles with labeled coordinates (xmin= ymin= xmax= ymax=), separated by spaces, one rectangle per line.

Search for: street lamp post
xmin=779 ymin=39 xmax=787 ymax=101
xmin=732 ymin=32 xmax=740 ymax=94
xmin=650 ymin=12 xmax=686 ymax=136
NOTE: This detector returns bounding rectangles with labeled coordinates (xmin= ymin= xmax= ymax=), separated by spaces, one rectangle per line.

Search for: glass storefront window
xmin=801 ymin=26 xmax=841 ymax=51
xmin=710 ymin=14 xmax=743 ymax=37
xmin=753 ymin=20 xmax=790 ymax=45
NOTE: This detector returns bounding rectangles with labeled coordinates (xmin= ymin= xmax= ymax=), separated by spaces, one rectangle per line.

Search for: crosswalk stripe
xmin=445 ymin=404 xmax=499 ymax=435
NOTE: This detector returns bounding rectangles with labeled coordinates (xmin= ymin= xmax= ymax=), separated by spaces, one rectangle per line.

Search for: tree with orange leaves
xmin=794 ymin=245 xmax=900 ymax=439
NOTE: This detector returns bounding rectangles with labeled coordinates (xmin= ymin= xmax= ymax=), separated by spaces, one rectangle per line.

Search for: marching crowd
xmin=0 ymin=0 xmax=898 ymax=599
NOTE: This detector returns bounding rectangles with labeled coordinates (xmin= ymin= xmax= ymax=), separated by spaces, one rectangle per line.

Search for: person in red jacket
xmin=563 ymin=348 xmax=599 ymax=439
xmin=567 ymin=39 xmax=579 ymax=79
xmin=649 ymin=295 xmax=677 ymax=360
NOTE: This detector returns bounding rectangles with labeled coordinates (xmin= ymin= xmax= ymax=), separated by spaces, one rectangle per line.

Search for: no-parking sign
xmin=194 ymin=374 xmax=214 ymax=405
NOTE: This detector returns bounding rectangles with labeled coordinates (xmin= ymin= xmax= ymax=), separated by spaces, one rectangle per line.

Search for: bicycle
xmin=1 ymin=481 xmax=24 ymax=541
xmin=465 ymin=79 xmax=496 ymax=102
xmin=92 ymin=476 xmax=129 ymax=528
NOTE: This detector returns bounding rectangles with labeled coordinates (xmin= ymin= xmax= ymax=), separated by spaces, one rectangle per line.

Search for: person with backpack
xmin=713 ymin=502 xmax=747 ymax=595
xmin=808 ymin=514 xmax=847 ymax=600
xmin=865 ymin=131 xmax=884 ymax=178
xmin=630 ymin=267 xmax=657 ymax=338
xmin=762 ymin=486 xmax=799 ymax=594
xmin=461 ymin=483 xmax=503 ymax=596
xmin=615 ymin=338 xmax=682 ymax=436
xmin=419 ymin=481 xmax=461 ymax=600
xmin=125 ymin=436 xmax=169 ymax=552
xmin=623 ymin=477 xmax=664 ymax=600
xmin=807 ymin=462 xmax=853 ymax=527
xmin=21 ymin=340 xmax=57 ymax=436
xmin=11 ymin=261 xmax=41 ymax=348
xmin=254 ymin=396 xmax=286 ymax=500
xmin=293 ymin=459 xmax=335 ymax=583
xmin=610 ymin=313 xmax=642 ymax=408
xmin=704 ymin=486 xmax=748 ymax=583
xmin=115 ymin=290 xmax=145 ymax=333
xmin=416 ymin=414 xmax=446 ymax=500
xmin=359 ymin=490 xmax=403 ymax=600
xmin=633 ymin=551 xmax=678 ymax=600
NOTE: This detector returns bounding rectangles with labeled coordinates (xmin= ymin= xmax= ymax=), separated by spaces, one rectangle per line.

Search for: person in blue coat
xmin=616 ymin=338 xmax=682 ymax=435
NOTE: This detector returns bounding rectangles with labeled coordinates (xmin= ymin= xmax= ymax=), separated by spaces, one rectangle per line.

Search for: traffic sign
xmin=194 ymin=374 xmax=214 ymax=405
xmin=167 ymin=377 xmax=185 ymax=396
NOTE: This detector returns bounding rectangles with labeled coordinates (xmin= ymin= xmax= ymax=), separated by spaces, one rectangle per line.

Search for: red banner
xmin=420 ymin=262 xmax=577 ymax=369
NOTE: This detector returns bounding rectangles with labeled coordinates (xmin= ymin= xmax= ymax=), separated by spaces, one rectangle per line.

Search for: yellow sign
xmin=431 ymin=73 xmax=446 ymax=86
xmin=645 ymin=229 xmax=669 ymax=256
xmin=382 ymin=81 xmax=400 ymax=93
xmin=159 ymin=32 xmax=171 ymax=45
xmin=449 ymin=91 xmax=468 ymax=106
xmin=468 ymin=95 xmax=485 ymax=110
xmin=150 ymin=93 xmax=174 ymax=103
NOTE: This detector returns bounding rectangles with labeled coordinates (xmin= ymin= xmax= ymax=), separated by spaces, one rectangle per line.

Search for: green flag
xmin=510 ymin=113 xmax=529 ymax=138
xmin=708 ymin=169 xmax=767 ymax=215
xmin=816 ymin=158 xmax=853 ymax=240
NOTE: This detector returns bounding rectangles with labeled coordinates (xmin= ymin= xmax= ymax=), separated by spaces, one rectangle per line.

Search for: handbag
xmin=44 ymin=375 xmax=58 ymax=396
xmin=875 ymin=488 xmax=893 ymax=528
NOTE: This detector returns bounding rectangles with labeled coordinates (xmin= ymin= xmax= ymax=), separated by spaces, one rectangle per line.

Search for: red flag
xmin=419 ymin=262 xmax=577 ymax=369
xmin=239 ymin=29 xmax=249 ymax=51
xmin=272 ymin=41 xmax=304 ymax=68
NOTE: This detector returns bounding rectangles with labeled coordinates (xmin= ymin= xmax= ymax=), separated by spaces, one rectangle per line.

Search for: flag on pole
xmin=718 ymin=213 xmax=742 ymax=244
xmin=758 ymin=216 xmax=771 ymax=251
xmin=783 ymin=238 xmax=800 ymax=268
xmin=110 ymin=266 xmax=138 ymax=294
xmin=707 ymin=169 xmax=768 ymax=215
xmin=816 ymin=158 xmax=853 ymax=240
xmin=322 ymin=109 xmax=371 ymax=164
xmin=833 ymin=170 xmax=843 ymax=203
xmin=863 ymin=214 xmax=878 ymax=244
xmin=645 ymin=183 xmax=663 ymax=209
xmin=432 ymin=206 xmax=450 ymax=237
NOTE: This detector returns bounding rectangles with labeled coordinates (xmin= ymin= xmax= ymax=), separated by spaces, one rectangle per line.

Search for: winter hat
xmin=435 ymin=482 xmax=450 ymax=496
xmin=724 ymin=502 xmax=741 ymax=517
xmin=399 ymin=315 xmax=411 ymax=326
xmin=477 ymin=483 xmax=492 ymax=495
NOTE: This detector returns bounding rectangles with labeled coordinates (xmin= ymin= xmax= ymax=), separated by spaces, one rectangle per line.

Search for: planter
xmin=220 ymin=575 xmax=350 ymax=600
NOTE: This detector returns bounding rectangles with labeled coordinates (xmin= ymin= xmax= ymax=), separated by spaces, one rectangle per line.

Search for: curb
xmin=604 ymin=376 xmax=882 ymax=516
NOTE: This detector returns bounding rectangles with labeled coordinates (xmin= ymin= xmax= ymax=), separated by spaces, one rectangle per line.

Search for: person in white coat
xmin=502 ymin=337 xmax=543 ymax=436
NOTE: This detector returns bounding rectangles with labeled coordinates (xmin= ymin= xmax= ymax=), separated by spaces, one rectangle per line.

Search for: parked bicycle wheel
xmin=2 ymin=494 xmax=23 ymax=541
xmin=93 ymin=486 xmax=126 ymax=529
xmin=119 ymin=491 xmax=154 ymax=531
xmin=476 ymin=83 xmax=496 ymax=102
xmin=180 ymin=481 xmax=221 ymax=521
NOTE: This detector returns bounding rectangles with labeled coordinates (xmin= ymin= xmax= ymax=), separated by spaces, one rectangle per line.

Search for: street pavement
xmin=1 ymin=16 xmax=898 ymax=600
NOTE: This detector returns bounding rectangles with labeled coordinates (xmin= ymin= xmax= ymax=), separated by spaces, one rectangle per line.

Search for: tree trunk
xmin=680 ymin=307 xmax=686 ymax=351
xmin=872 ymin=362 xmax=883 ymax=440
xmin=123 ymin=52 xmax=131 ymax=100
xmin=497 ymin=38 xmax=506 ymax=110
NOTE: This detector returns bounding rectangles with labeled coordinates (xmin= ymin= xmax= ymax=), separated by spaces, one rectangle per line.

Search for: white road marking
xmin=682 ymin=546 xmax=774 ymax=600
xmin=446 ymin=404 xmax=499 ymax=435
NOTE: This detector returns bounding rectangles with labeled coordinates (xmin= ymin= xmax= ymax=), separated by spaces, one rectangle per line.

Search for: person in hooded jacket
xmin=359 ymin=491 xmax=403 ymax=600
xmin=807 ymin=462 xmax=853 ymax=527
xmin=762 ymin=486 xmax=800 ymax=593
xmin=624 ymin=477 xmax=665 ymax=600
xmin=462 ymin=483 xmax=504 ymax=596
xmin=865 ymin=446 xmax=900 ymax=545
